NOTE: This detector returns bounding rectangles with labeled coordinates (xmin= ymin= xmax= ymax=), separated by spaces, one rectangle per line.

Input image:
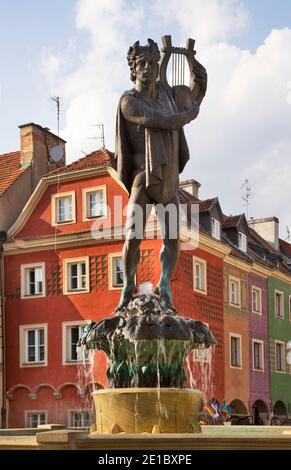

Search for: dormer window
xmin=211 ymin=218 xmax=221 ymax=240
xmin=238 ymin=232 xmax=247 ymax=252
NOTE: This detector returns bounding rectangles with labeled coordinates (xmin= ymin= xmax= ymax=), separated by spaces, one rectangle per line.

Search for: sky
xmin=0 ymin=0 xmax=291 ymax=237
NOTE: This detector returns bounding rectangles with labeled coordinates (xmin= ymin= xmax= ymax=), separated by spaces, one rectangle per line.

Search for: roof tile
xmin=0 ymin=151 xmax=27 ymax=196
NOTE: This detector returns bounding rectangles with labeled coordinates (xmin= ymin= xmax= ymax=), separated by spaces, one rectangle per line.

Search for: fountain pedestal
xmin=92 ymin=388 xmax=202 ymax=434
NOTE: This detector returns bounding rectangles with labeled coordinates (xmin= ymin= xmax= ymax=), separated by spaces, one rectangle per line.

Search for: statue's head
xmin=127 ymin=38 xmax=160 ymax=84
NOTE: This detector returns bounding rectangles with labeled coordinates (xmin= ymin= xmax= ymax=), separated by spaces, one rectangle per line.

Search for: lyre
xmin=158 ymin=35 xmax=207 ymax=110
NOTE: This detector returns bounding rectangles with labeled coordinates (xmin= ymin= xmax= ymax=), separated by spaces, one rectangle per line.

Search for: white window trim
xmin=25 ymin=410 xmax=48 ymax=428
xmin=20 ymin=263 xmax=46 ymax=299
xmin=238 ymin=232 xmax=247 ymax=252
xmin=252 ymin=338 xmax=264 ymax=372
xmin=252 ymin=286 xmax=262 ymax=315
xmin=229 ymin=276 xmax=241 ymax=307
xmin=68 ymin=409 xmax=91 ymax=428
xmin=63 ymin=257 xmax=90 ymax=295
xmin=19 ymin=323 xmax=48 ymax=368
xmin=51 ymin=191 xmax=76 ymax=226
xmin=62 ymin=320 xmax=92 ymax=366
xmin=82 ymin=185 xmax=107 ymax=221
xmin=108 ymin=253 xmax=124 ymax=290
xmin=229 ymin=333 xmax=242 ymax=369
xmin=289 ymin=295 xmax=291 ymax=322
xmin=211 ymin=218 xmax=221 ymax=240
xmin=193 ymin=256 xmax=207 ymax=295
xmin=275 ymin=340 xmax=285 ymax=374
xmin=274 ymin=289 xmax=285 ymax=319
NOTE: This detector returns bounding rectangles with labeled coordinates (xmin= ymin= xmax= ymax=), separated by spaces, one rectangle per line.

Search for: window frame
xmin=82 ymin=185 xmax=107 ymax=221
xmin=193 ymin=256 xmax=207 ymax=295
xmin=229 ymin=276 xmax=241 ymax=307
xmin=275 ymin=340 xmax=285 ymax=373
xmin=69 ymin=410 xmax=91 ymax=428
xmin=25 ymin=410 xmax=48 ymax=428
xmin=62 ymin=320 xmax=92 ymax=365
xmin=252 ymin=338 xmax=264 ymax=372
xmin=274 ymin=289 xmax=284 ymax=319
xmin=20 ymin=263 xmax=46 ymax=300
xmin=211 ymin=218 xmax=221 ymax=240
xmin=252 ymin=286 xmax=263 ymax=315
xmin=51 ymin=191 xmax=76 ymax=226
xmin=63 ymin=257 xmax=90 ymax=295
xmin=238 ymin=231 xmax=247 ymax=252
xmin=108 ymin=253 xmax=124 ymax=290
xmin=19 ymin=323 xmax=48 ymax=368
xmin=229 ymin=333 xmax=242 ymax=369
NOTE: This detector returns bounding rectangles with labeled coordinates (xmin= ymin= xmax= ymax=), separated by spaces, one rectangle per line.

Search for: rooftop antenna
xmin=49 ymin=96 xmax=64 ymax=167
xmin=50 ymin=96 xmax=60 ymax=138
xmin=88 ymin=123 xmax=105 ymax=148
xmin=286 ymin=226 xmax=290 ymax=242
xmin=241 ymin=178 xmax=252 ymax=220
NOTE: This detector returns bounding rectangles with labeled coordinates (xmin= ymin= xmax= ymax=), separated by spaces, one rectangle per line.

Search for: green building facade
xmin=268 ymin=276 xmax=291 ymax=418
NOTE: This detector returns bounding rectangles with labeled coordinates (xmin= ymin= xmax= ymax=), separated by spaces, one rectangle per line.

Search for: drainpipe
xmin=0 ymin=231 xmax=7 ymax=428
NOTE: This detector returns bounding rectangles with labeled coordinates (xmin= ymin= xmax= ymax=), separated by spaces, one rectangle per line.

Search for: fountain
xmin=77 ymin=35 xmax=216 ymax=435
xmin=80 ymin=283 xmax=216 ymax=434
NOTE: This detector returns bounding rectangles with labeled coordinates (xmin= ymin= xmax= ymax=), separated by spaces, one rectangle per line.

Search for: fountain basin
xmin=92 ymin=388 xmax=203 ymax=434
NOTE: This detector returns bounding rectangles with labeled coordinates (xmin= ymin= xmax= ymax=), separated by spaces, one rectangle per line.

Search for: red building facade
xmin=3 ymin=150 xmax=226 ymax=428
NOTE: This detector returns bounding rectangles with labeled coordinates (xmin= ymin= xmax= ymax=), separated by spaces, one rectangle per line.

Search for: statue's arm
xmin=121 ymin=95 xmax=199 ymax=130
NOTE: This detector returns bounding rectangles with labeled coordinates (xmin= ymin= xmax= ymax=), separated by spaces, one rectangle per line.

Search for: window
xmin=109 ymin=254 xmax=124 ymax=289
xmin=238 ymin=232 xmax=247 ymax=252
xmin=252 ymin=340 xmax=264 ymax=371
xmin=252 ymin=287 xmax=262 ymax=314
xmin=229 ymin=277 xmax=240 ymax=306
xmin=193 ymin=257 xmax=207 ymax=294
xmin=25 ymin=411 xmax=47 ymax=428
xmin=64 ymin=258 xmax=89 ymax=295
xmin=211 ymin=218 xmax=221 ymax=240
xmin=230 ymin=334 xmax=242 ymax=368
xmin=62 ymin=321 xmax=91 ymax=364
xmin=51 ymin=192 xmax=76 ymax=225
xmin=275 ymin=290 xmax=284 ymax=319
xmin=19 ymin=324 xmax=48 ymax=367
xmin=275 ymin=341 xmax=285 ymax=372
xmin=21 ymin=263 xmax=45 ymax=299
xmin=70 ymin=411 xmax=90 ymax=428
xmin=193 ymin=348 xmax=211 ymax=363
xmin=83 ymin=186 xmax=107 ymax=220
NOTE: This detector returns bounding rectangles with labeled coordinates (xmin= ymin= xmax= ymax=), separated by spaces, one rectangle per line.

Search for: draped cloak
xmin=115 ymin=82 xmax=190 ymax=205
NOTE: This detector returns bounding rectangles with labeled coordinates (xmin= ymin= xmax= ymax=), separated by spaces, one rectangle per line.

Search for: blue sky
xmin=0 ymin=0 xmax=291 ymax=235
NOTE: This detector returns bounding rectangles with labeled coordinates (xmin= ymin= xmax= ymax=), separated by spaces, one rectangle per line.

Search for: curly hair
xmin=127 ymin=38 xmax=160 ymax=83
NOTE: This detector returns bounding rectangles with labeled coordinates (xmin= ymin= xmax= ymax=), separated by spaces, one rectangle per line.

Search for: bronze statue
xmin=115 ymin=36 xmax=207 ymax=308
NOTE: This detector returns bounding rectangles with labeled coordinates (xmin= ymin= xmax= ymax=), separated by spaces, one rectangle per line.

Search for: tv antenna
xmin=241 ymin=179 xmax=252 ymax=220
xmin=49 ymin=96 xmax=64 ymax=166
xmin=286 ymin=226 xmax=290 ymax=242
xmin=50 ymin=96 xmax=61 ymax=138
xmin=88 ymin=123 xmax=105 ymax=148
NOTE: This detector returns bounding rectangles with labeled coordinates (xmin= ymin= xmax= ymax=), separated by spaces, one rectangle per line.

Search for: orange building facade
xmin=3 ymin=151 xmax=226 ymax=428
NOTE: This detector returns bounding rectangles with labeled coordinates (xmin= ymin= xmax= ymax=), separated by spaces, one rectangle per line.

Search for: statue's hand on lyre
xmin=158 ymin=35 xmax=207 ymax=111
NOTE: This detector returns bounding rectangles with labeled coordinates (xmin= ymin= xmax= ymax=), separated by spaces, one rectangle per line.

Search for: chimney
xmin=19 ymin=123 xmax=66 ymax=188
xmin=248 ymin=216 xmax=279 ymax=250
xmin=179 ymin=179 xmax=201 ymax=198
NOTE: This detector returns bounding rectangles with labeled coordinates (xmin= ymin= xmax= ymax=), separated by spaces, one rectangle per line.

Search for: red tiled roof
xmin=46 ymin=149 xmax=114 ymax=176
xmin=222 ymin=215 xmax=242 ymax=229
xmin=279 ymin=239 xmax=291 ymax=258
xmin=178 ymin=189 xmax=216 ymax=213
xmin=248 ymin=226 xmax=278 ymax=254
xmin=0 ymin=151 xmax=27 ymax=197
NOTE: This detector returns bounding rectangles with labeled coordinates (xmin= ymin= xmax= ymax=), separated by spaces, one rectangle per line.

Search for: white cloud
xmin=40 ymin=0 xmax=291 ymax=235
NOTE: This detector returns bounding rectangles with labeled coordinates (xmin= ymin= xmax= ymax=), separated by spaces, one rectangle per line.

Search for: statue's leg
xmin=118 ymin=182 xmax=152 ymax=308
xmin=155 ymin=195 xmax=180 ymax=305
